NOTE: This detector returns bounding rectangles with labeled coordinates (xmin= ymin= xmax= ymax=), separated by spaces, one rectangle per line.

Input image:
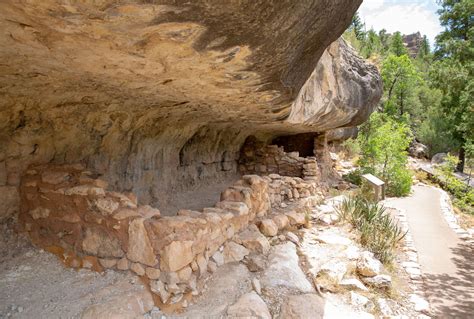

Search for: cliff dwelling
xmin=0 ymin=1 xmax=387 ymax=317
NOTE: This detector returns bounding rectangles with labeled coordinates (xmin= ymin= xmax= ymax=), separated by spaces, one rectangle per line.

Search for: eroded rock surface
xmin=0 ymin=0 xmax=381 ymax=216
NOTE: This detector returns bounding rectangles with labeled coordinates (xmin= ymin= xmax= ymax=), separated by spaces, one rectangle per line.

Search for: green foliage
xmin=381 ymin=54 xmax=421 ymax=118
xmin=417 ymin=35 xmax=431 ymax=60
xmin=390 ymin=32 xmax=408 ymax=57
xmin=336 ymin=196 xmax=406 ymax=264
xmin=343 ymin=168 xmax=362 ymax=186
xmin=357 ymin=113 xmax=412 ymax=196
xmin=432 ymin=0 xmax=474 ymax=172
xmin=349 ymin=12 xmax=366 ymax=41
xmin=434 ymin=154 xmax=474 ymax=214
xmin=340 ymin=138 xmax=360 ymax=159
xmin=361 ymin=29 xmax=382 ymax=58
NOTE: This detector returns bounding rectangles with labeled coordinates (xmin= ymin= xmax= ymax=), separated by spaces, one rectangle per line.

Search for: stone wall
xmin=19 ymin=164 xmax=322 ymax=309
xmin=239 ymin=137 xmax=320 ymax=181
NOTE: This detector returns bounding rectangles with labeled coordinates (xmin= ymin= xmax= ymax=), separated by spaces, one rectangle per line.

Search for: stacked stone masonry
xmin=19 ymin=163 xmax=322 ymax=308
xmin=239 ymin=140 xmax=321 ymax=182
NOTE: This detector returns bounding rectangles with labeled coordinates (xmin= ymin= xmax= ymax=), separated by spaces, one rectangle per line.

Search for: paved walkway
xmin=388 ymin=185 xmax=474 ymax=318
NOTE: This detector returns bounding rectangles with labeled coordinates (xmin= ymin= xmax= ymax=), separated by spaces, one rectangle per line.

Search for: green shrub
xmin=434 ymin=154 xmax=474 ymax=214
xmin=357 ymin=113 xmax=413 ymax=196
xmin=336 ymin=196 xmax=406 ymax=264
xmin=343 ymin=168 xmax=362 ymax=186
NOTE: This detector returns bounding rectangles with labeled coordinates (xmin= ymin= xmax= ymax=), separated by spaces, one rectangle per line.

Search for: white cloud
xmin=358 ymin=0 xmax=443 ymax=45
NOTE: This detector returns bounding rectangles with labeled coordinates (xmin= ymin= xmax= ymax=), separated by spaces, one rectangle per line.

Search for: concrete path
xmin=388 ymin=185 xmax=474 ymax=318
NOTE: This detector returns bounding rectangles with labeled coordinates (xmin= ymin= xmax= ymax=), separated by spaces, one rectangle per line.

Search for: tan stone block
xmin=82 ymin=227 xmax=124 ymax=258
xmin=215 ymin=201 xmax=249 ymax=216
xmin=160 ymin=240 xmax=194 ymax=272
xmin=138 ymin=205 xmax=160 ymax=219
xmin=259 ymin=219 xmax=278 ymax=237
xmin=41 ymin=170 xmax=70 ymax=185
xmin=177 ymin=266 xmax=192 ymax=282
xmin=127 ymin=218 xmax=158 ymax=267
xmin=237 ymin=225 xmax=270 ymax=254
xmin=29 ymin=207 xmax=50 ymax=220
xmin=196 ymin=254 xmax=208 ymax=277
xmin=59 ymin=213 xmax=81 ymax=223
xmin=117 ymin=257 xmax=130 ymax=270
xmin=99 ymin=258 xmax=117 ymax=269
xmin=145 ymin=267 xmax=161 ymax=280
xmin=272 ymin=214 xmax=289 ymax=230
xmin=208 ymin=261 xmax=217 ymax=273
xmin=113 ymin=208 xmax=141 ymax=220
xmin=94 ymin=197 xmax=119 ymax=216
xmin=130 ymin=262 xmax=145 ymax=276
xmin=65 ymin=185 xmax=105 ymax=196
xmin=286 ymin=211 xmax=306 ymax=225
xmin=223 ymin=242 xmax=249 ymax=263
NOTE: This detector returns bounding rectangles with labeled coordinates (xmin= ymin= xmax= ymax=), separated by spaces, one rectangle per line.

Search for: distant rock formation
xmin=403 ymin=32 xmax=423 ymax=58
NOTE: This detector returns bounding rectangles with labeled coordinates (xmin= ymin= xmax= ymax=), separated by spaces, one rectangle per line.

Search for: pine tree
xmin=350 ymin=12 xmax=366 ymax=41
xmin=390 ymin=32 xmax=408 ymax=57
xmin=418 ymin=35 xmax=431 ymax=58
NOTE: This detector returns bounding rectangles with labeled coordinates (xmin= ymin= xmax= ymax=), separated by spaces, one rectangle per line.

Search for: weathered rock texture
xmin=0 ymin=0 xmax=381 ymax=217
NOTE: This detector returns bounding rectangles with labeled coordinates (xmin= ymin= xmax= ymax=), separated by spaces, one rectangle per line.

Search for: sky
xmin=358 ymin=0 xmax=444 ymax=45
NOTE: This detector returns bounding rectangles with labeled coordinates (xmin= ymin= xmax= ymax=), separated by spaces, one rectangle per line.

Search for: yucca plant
xmin=336 ymin=196 xmax=406 ymax=264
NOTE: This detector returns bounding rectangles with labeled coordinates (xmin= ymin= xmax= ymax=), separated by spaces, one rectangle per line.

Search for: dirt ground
xmin=0 ymin=219 xmax=151 ymax=319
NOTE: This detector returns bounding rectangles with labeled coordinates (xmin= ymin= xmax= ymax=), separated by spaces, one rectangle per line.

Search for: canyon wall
xmin=0 ymin=0 xmax=382 ymax=218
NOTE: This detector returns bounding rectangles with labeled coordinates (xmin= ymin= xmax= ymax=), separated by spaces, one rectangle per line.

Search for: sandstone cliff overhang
xmin=0 ymin=0 xmax=382 ymax=214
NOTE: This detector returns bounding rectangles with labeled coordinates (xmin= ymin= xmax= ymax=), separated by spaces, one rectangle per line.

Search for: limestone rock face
xmin=0 ymin=0 xmax=381 ymax=215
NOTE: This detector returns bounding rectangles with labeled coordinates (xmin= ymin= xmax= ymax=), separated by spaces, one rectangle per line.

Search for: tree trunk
xmin=457 ymin=146 xmax=465 ymax=173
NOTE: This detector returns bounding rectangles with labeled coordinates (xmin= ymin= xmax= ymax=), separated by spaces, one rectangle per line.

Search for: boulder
xmin=286 ymin=231 xmax=300 ymax=246
xmin=272 ymin=214 xmax=290 ymax=230
xmin=259 ymin=219 xmax=278 ymax=237
xmin=350 ymin=291 xmax=369 ymax=307
xmin=286 ymin=211 xmax=306 ymax=226
xmin=409 ymin=141 xmax=428 ymax=159
xmin=357 ymin=251 xmax=382 ymax=277
xmin=319 ymin=260 xmax=347 ymax=282
xmin=226 ymin=292 xmax=271 ymax=319
xmin=361 ymin=274 xmax=392 ymax=289
xmin=211 ymin=251 xmax=225 ymax=266
xmin=223 ymin=242 xmax=249 ymax=263
xmin=431 ymin=153 xmax=447 ymax=165
xmin=236 ymin=225 xmax=270 ymax=254
xmin=261 ymin=243 xmax=314 ymax=293
xmin=280 ymin=294 xmax=325 ymax=319
xmin=339 ymin=278 xmax=368 ymax=292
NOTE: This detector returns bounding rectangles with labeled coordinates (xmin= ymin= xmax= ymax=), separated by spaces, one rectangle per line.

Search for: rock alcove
xmin=0 ymin=0 xmax=382 ymax=311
